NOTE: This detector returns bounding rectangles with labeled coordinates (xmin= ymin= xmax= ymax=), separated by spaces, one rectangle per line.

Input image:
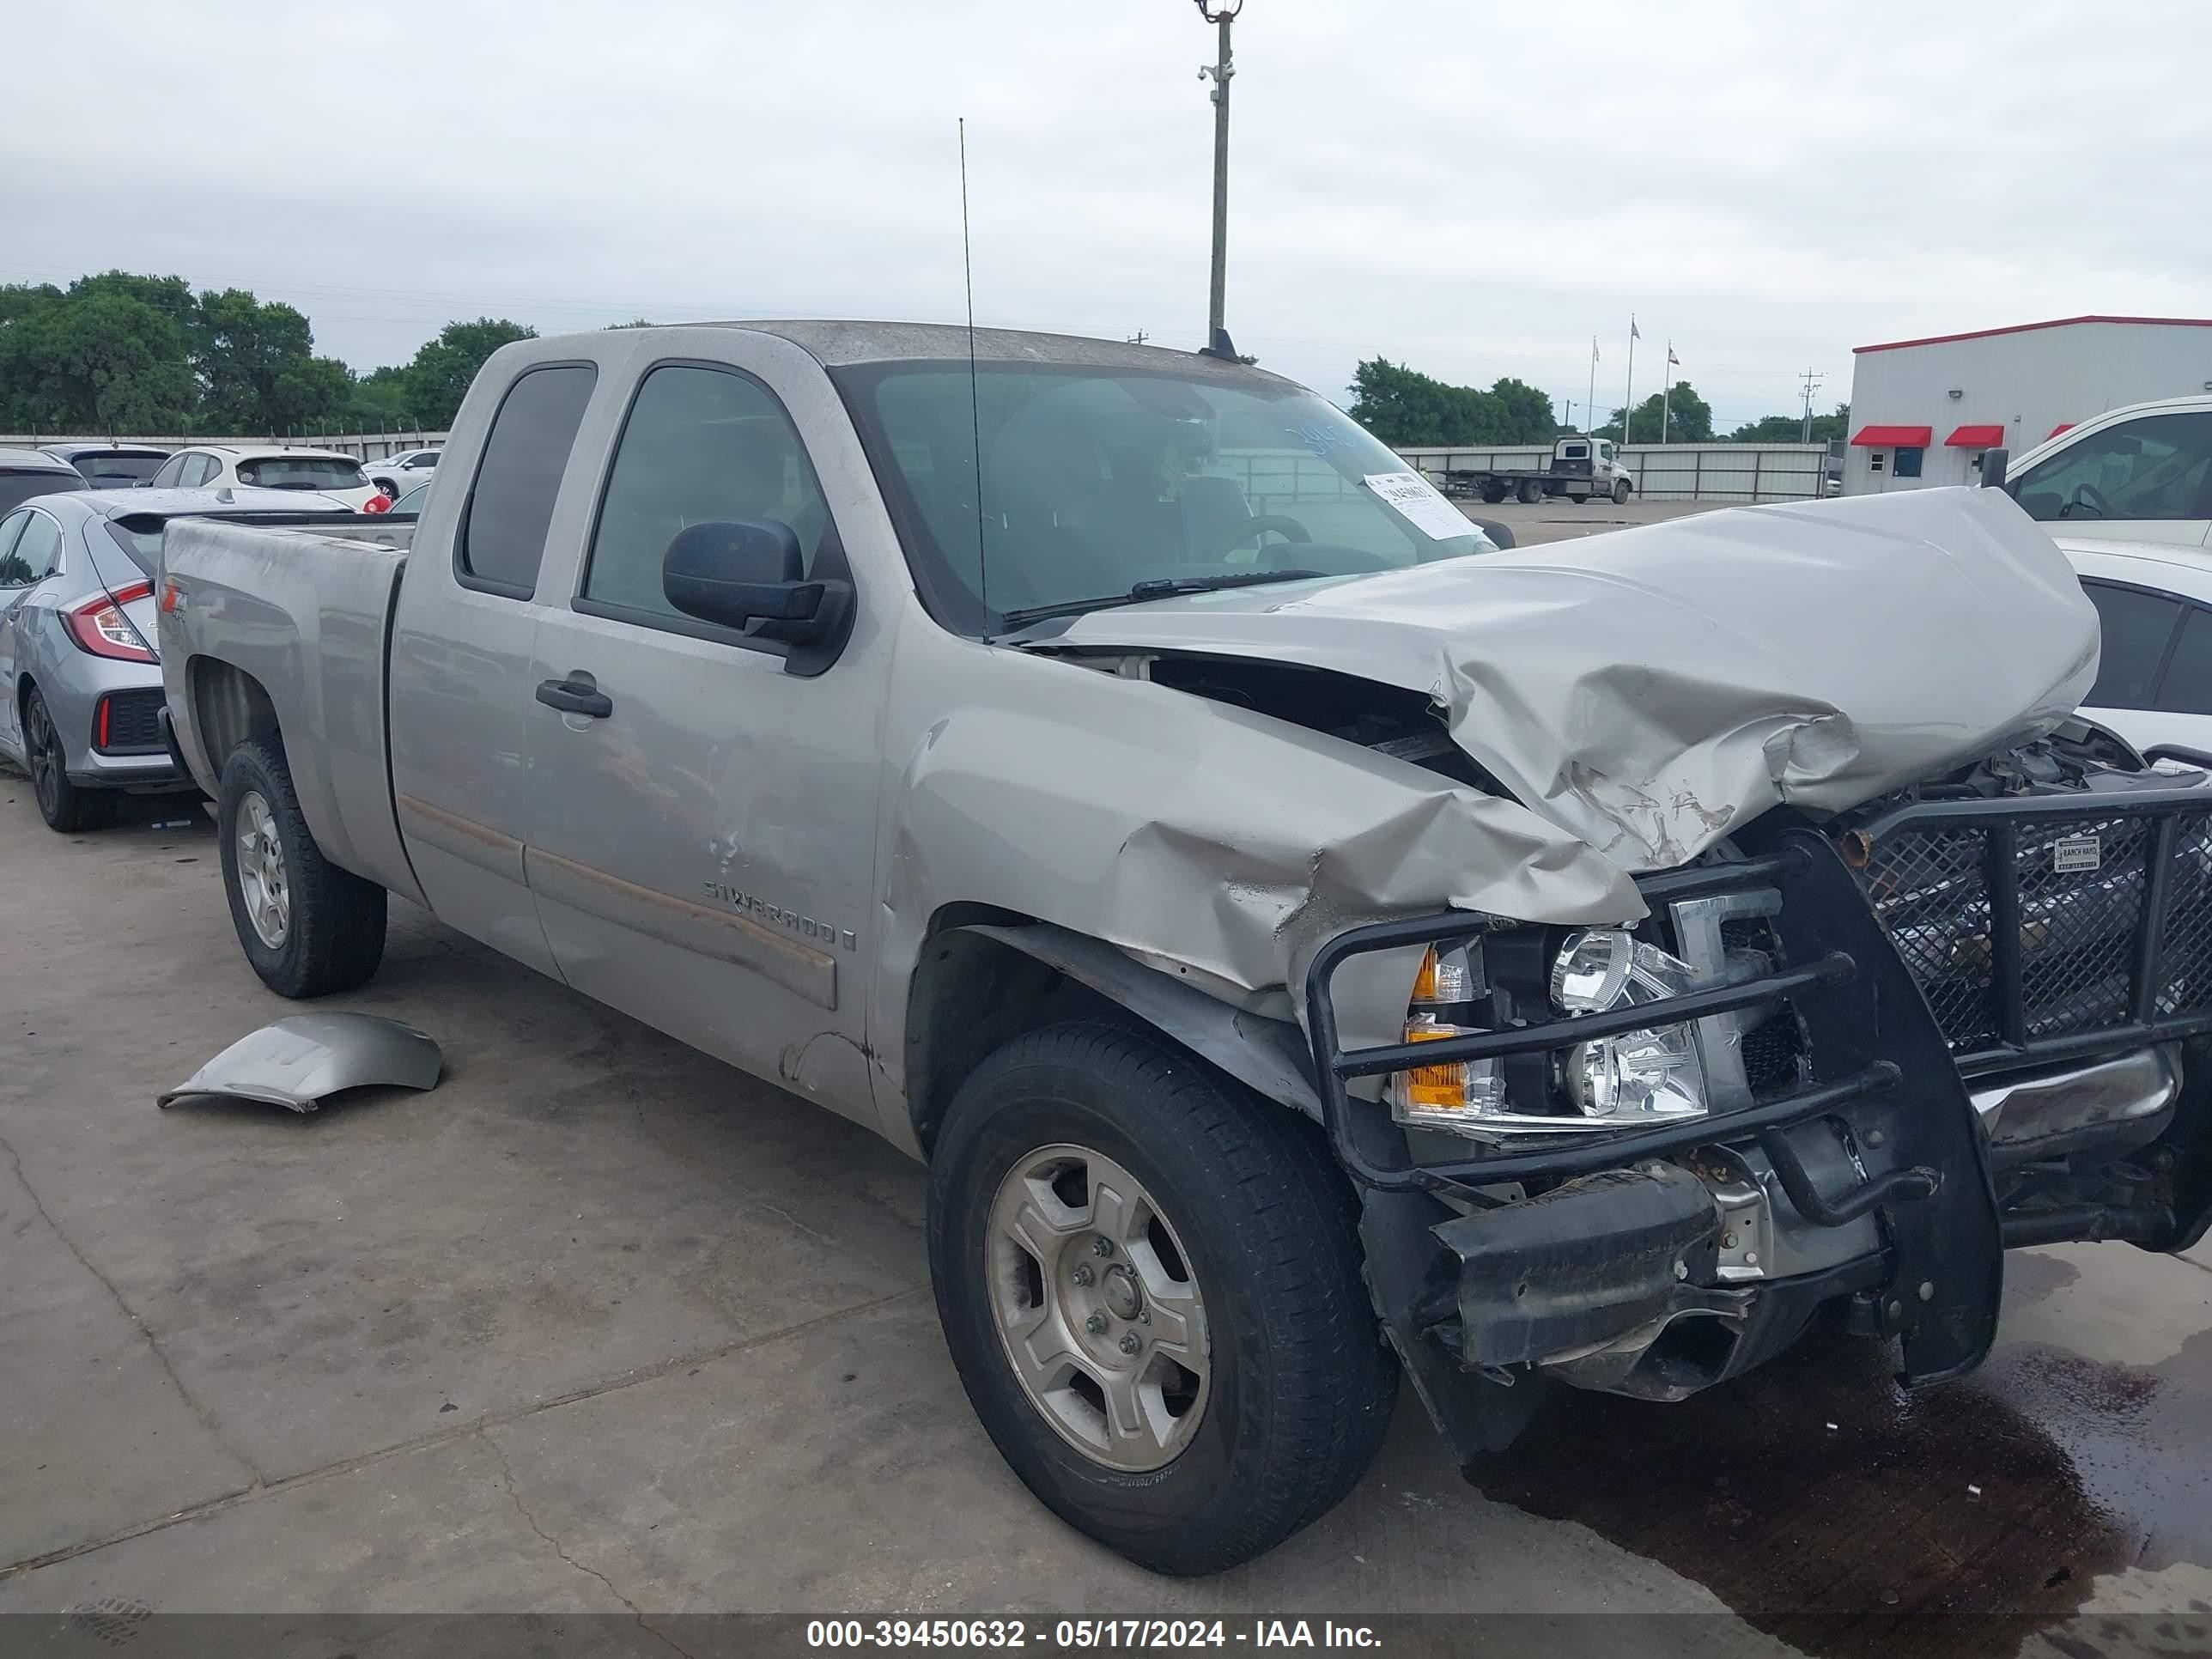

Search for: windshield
xmin=236 ymin=456 xmax=365 ymax=490
xmin=0 ymin=469 xmax=88 ymax=513
xmin=70 ymin=453 xmax=167 ymax=485
xmin=839 ymin=362 xmax=1489 ymax=632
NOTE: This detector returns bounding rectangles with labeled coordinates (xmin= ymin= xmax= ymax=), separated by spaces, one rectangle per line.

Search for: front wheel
xmin=927 ymin=1022 xmax=1397 ymax=1575
xmin=217 ymin=737 xmax=387 ymax=997
xmin=1612 ymin=478 xmax=1632 ymax=505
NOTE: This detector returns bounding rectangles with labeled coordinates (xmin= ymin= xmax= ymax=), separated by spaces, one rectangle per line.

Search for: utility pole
xmin=1561 ymin=397 xmax=1576 ymax=432
xmin=1799 ymin=368 xmax=1824 ymax=442
xmin=1195 ymin=1 xmax=1242 ymax=346
xmin=1127 ymin=331 xmax=1149 ymax=345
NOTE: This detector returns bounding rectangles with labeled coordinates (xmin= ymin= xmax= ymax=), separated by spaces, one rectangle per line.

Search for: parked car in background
xmin=1 ymin=487 xmax=354 ymax=830
xmin=2002 ymin=395 xmax=2212 ymax=549
xmin=0 ymin=447 xmax=90 ymax=514
xmin=146 ymin=446 xmax=379 ymax=509
xmin=2065 ymin=537 xmax=2212 ymax=760
xmin=386 ymin=479 xmax=432 ymax=515
xmin=159 ymin=322 xmax=2212 ymax=1576
xmin=364 ymin=447 xmax=441 ymax=497
xmin=40 ymin=443 xmax=172 ymax=489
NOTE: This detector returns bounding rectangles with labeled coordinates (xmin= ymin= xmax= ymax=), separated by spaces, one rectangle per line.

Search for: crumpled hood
xmin=1053 ymin=487 xmax=2098 ymax=868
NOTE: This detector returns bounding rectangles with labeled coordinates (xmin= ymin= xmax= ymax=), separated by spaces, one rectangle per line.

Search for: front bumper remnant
xmin=1307 ymin=828 xmax=2007 ymax=1393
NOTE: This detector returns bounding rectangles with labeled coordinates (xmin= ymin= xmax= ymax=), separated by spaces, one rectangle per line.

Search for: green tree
xmin=404 ymin=318 xmax=536 ymax=427
xmin=1727 ymin=403 xmax=1850 ymax=444
xmin=193 ymin=288 xmax=349 ymax=434
xmin=1347 ymin=358 xmax=1555 ymax=447
xmin=0 ymin=283 xmax=195 ymax=432
xmin=1595 ymin=380 xmax=1712 ymax=444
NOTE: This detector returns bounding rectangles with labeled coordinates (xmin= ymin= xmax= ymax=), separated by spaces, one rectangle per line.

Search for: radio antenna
xmin=959 ymin=117 xmax=987 ymax=617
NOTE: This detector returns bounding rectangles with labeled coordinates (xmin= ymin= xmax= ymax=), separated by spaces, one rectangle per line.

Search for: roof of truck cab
xmin=632 ymin=319 xmax=1297 ymax=382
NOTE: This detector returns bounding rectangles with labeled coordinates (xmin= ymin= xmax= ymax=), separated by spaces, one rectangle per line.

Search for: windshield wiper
xmin=997 ymin=568 xmax=1328 ymax=629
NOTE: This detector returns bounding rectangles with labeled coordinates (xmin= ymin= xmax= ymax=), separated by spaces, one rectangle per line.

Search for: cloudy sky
xmin=8 ymin=0 xmax=2209 ymax=431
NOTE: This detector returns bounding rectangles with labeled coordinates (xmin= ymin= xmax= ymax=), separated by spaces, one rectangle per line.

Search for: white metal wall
xmin=1844 ymin=320 xmax=2212 ymax=495
xmin=2 ymin=431 xmax=444 ymax=462
xmin=1398 ymin=442 xmax=1828 ymax=502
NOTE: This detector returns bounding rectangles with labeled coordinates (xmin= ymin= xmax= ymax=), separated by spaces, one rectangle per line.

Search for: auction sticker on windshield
xmin=1364 ymin=471 xmax=1474 ymax=540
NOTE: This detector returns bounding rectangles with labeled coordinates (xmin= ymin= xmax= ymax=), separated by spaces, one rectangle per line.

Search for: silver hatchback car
xmin=0 ymin=487 xmax=353 ymax=830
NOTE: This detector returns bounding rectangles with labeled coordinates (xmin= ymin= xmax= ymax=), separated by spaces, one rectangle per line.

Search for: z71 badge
xmin=2051 ymin=834 xmax=2102 ymax=874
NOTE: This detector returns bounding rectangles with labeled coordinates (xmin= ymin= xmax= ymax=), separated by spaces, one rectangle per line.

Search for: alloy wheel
xmin=235 ymin=790 xmax=291 ymax=948
xmin=985 ymin=1142 xmax=1211 ymax=1472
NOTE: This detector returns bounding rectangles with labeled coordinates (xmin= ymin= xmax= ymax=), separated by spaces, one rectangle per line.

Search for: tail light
xmin=65 ymin=582 xmax=156 ymax=663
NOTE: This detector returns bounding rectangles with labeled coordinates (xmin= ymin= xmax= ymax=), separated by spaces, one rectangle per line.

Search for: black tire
xmin=1567 ymin=493 xmax=1589 ymax=505
xmin=23 ymin=689 xmax=119 ymax=832
xmin=927 ymin=1022 xmax=1397 ymax=1575
xmin=1480 ymin=485 xmax=1507 ymax=505
xmin=1612 ymin=478 xmax=1632 ymax=505
xmin=1516 ymin=477 xmax=1543 ymax=505
xmin=216 ymin=737 xmax=386 ymax=997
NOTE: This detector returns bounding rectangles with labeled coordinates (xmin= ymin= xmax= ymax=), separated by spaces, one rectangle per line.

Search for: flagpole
xmin=1662 ymin=341 xmax=1671 ymax=444
xmin=1623 ymin=315 xmax=1637 ymax=446
xmin=1587 ymin=337 xmax=1597 ymax=436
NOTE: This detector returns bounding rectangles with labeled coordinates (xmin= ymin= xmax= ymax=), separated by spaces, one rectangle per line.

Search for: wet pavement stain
xmin=1468 ymin=1313 xmax=2212 ymax=1659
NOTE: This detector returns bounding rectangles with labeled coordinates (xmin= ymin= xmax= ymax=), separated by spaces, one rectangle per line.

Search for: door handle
xmin=535 ymin=677 xmax=613 ymax=719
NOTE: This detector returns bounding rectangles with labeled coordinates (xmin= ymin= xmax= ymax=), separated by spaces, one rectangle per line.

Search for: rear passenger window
xmin=580 ymin=364 xmax=831 ymax=628
xmin=2155 ymin=609 xmax=2212 ymax=714
xmin=2081 ymin=581 xmax=2184 ymax=708
xmin=457 ymin=364 xmax=598 ymax=597
xmin=4 ymin=513 xmax=63 ymax=585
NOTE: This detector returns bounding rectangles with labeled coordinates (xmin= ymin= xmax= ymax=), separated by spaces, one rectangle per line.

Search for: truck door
xmin=387 ymin=359 xmax=601 ymax=975
xmin=520 ymin=352 xmax=888 ymax=1127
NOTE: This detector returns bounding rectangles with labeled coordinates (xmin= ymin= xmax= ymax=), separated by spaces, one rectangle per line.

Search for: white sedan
xmin=2065 ymin=537 xmax=2212 ymax=762
xmin=146 ymin=446 xmax=380 ymax=510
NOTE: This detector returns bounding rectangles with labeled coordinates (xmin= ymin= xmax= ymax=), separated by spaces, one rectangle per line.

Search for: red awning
xmin=1945 ymin=424 xmax=2007 ymax=448
xmin=2048 ymin=422 xmax=2075 ymax=439
xmin=1849 ymin=424 xmax=1933 ymax=447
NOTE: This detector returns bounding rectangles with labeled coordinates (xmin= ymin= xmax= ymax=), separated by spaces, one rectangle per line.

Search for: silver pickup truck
xmin=157 ymin=323 xmax=2212 ymax=1576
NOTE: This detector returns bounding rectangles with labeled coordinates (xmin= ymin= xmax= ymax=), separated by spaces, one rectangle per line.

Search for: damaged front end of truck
xmin=1033 ymin=486 xmax=2212 ymax=1465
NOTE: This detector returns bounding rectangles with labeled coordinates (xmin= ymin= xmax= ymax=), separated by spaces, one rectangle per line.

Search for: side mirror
xmin=1980 ymin=447 xmax=2008 ymax=490
xmin=662 ymin=520 xmax=850 ymax=646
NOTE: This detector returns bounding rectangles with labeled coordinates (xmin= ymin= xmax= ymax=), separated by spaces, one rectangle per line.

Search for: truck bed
xmin=156 ymin=516 xmax=427 ymax=906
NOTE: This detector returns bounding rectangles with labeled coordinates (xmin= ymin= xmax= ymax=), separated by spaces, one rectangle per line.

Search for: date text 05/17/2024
xmin=805 ymin=1620 xmax=1382 ymax=1649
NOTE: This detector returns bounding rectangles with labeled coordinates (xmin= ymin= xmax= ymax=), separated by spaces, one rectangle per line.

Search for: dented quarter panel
xmin=1050 ymin=488 xmax=2098 ymax=870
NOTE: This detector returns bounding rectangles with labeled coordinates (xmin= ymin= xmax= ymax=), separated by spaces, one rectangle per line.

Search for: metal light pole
xmin=1196 ymin=1 xmax=1242 ymax=347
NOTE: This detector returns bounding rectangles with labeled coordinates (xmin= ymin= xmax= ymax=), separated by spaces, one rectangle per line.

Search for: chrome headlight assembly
xmin=1549 ymin=929 xmax=1710 ymax=1126
xmin=1386 ymin=928 xmax=1711 ymax=1141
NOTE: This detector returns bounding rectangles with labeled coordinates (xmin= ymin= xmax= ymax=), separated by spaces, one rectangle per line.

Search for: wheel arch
xmin=186 ymin=655 xmax=283 ymax=778
xmin=902 ymin=911 xmax=1324 ymax=1158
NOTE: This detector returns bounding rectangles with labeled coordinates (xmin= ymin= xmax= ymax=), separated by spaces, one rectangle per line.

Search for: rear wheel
xmin=1480 ymin=484 xmax=1507 ymax=505
xmin=23 ymin=690 xmax=118 ymax=832
xmin=1567 ymin=493 xmax=1589 ymax=505
xmin=927 ymin=1022 xmax=1396 ymax=1575
xmin=217 ymin=738 xmax=386 ymax=997
xmin=1516 ymin=477 xmax=1544 ymax=504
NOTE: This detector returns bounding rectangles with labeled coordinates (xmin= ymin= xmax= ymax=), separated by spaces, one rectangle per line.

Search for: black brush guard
xmin=1305 ymin=826 xmax=2007 ymax=1382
